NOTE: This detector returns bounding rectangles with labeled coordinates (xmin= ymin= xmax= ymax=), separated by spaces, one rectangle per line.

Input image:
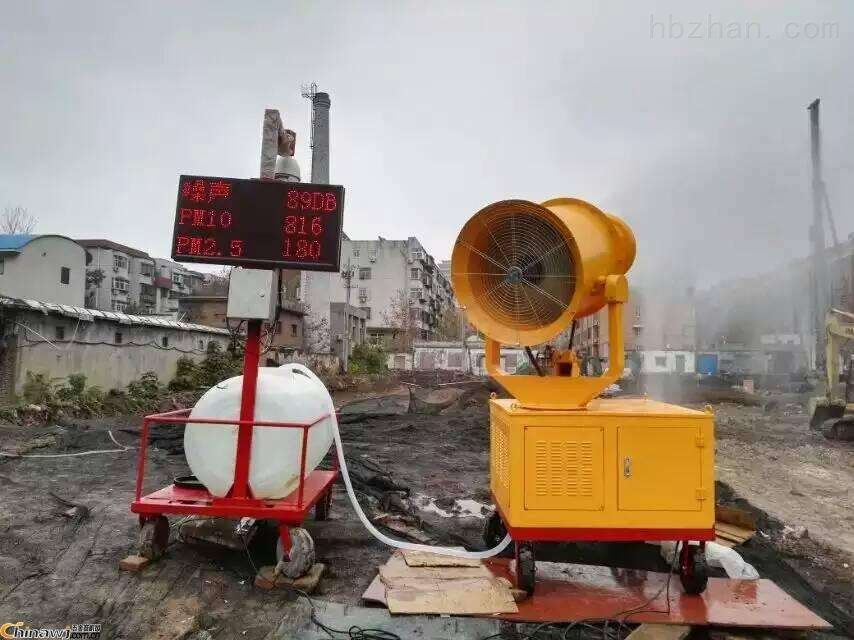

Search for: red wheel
xmin=678 ymin=542 xmax=708 ymax=595
xmin=275 ymin=527 xmax=315 ymax=579
xmin=514 ymin=542 xmax=535 ymax=595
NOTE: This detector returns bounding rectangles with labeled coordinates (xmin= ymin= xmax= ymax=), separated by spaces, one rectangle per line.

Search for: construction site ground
xmin=0 ymin=377 xmax=852 ymax=639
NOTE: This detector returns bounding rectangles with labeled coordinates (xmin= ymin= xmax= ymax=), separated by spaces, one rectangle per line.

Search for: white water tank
xmin=183 ymin=363 xmax=335 ymax=499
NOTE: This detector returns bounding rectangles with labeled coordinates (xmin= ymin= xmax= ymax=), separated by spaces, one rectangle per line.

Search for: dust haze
xmin=0 ymin=1 xmax=851 ymax=289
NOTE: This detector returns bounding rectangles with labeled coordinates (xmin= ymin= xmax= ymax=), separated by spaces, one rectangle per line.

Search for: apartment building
xmin=573 ymin=287 xmax=697 ymax=374
xmin=297 ymin=236 xmax=454 ymax=352
xmin=179 ymin=295 xmax=307 ymax=352
xmin=154 ymin=258 xmax=205 ymax=317
xmin=77 ymin=240 xmax=204 ymax=317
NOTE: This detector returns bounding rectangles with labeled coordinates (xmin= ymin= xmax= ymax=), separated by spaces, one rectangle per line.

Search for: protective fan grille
xmin=456 ymin=201 xmax=575 ymax=332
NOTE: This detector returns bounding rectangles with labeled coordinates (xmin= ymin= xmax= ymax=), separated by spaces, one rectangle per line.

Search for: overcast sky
xmin=1 ymin=1 xmax=851 ymax=288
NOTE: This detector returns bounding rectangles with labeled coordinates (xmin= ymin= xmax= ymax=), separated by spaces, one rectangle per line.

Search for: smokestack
xmin=310 ymin=92 xmax=331 ymax=184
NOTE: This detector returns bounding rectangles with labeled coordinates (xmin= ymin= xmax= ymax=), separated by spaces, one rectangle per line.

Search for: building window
xmin=655 ymin=356 xmax=666 ymax=368
xmin=358 ymin=287 xmax=369 ymax=301
xmin=112 ymin=300 xmax=127 ymax=312
xmin=353 ymin=249 xmax=360 ymax=257
xmin=161 ymin=336 xmax=169 ymax=348
xmin=113 ymin=255 xmax=128 ymax=270
xmin=411 ymin=250 xmax=424 ymax=261
xmin=290 ymin=323 xmax=298 ymax=337
xmin=112 ymin=278 xmax=129 ymax=292
xmin=55 ymin=326 xmax=65 ymax=341
xmin=410 ymin=268 xmax=420 ymax=280
xmin=199 ymin=339 xmax=205 ymax=350
xmin=140 ymin=262 xmax=154 ymax=276
xmin=360 ymin=306 xmax=371 ymax=320
xmin=410 ymin=288 xmax=422 ymax=300
xmin=358 ymin=267 xmax=372 ymax=280
xmin=115 ymin=331 xmax=124 ymax=344
xmin=633 ymin=326 xmax=642 ymax=337
xmin=60 ymin=267 xmax=70 ymax=285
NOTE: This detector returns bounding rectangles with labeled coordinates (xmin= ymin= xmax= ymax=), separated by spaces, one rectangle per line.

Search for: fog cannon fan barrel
xmin=451 ymin=198 xmax=635 ymax=346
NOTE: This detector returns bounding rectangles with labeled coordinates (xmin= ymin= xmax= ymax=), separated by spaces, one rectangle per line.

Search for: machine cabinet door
xmin=617 ymin=425 xmax=704 ymax=511
xmin=524 ymin=426 xmax=605 ymax=511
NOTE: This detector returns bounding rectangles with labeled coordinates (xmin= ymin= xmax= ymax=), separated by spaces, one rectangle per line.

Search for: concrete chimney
xmin=310 ymin=92 xmax=331 ymax=184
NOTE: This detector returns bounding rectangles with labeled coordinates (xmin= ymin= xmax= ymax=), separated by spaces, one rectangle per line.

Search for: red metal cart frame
xmin=130 ymin=320 xmax=339 ymax=559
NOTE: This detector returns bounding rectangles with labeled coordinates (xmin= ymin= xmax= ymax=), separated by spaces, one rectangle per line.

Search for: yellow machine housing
xmin=452 ymin=198 xmax=715 ymax=543
xmin=489 ymin=398 xmax=714 ymax=537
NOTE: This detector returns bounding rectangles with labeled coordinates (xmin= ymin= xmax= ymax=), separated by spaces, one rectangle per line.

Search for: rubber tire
xmin=315 ymin=490 xmax=332 ymax=521
xmin=275 ymin=527 xmax=316 ymax=579
xmin=680 ymin=544 xmax=709 ymax=595
xmin=138 ymin=516 xmax=169 ymax=560
xmin=515 ymin=543 xmax=536 ymax=595
xmin=482 ymin=511 xmax=507 ymax=548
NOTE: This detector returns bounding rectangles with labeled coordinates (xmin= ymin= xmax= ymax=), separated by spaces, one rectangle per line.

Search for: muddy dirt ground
xmin=0 ymin=385 xmax=852 ymax=639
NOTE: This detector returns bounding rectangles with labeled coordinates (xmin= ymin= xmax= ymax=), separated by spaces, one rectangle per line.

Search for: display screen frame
xmin=170 ymin=175 xmax=345 ymax=272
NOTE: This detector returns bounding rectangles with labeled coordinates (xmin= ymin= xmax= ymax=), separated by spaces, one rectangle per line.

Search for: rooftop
xmin=0 ymin=234 xmax=81 ymax=254
xmin=0 ymin=295 xmax=229 ymax=335
xmin=76 ymin=238 xmax=152 ymax=259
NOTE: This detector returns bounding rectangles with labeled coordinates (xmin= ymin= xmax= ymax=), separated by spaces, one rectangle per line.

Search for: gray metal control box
xmin=226 ymin=268 xmax=277 ymax=321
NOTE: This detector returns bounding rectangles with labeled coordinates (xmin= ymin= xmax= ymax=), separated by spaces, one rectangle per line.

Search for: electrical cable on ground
xmin=0 ymin=429 xmax=133 ymax=459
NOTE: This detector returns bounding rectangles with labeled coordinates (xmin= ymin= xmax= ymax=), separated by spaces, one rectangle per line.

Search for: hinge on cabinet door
xmin=695 ymin=436 xmax=706 ymax=448
xmin=695 ymin=488 xmax=707 ymax=501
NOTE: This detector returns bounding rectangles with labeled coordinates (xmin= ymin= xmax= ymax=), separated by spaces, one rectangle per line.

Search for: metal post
xmin=340 ymin=258 xmax=356 ymax=373
xmin=230 ymin=109 xmax=294 ymax=498
xmin=232 ymin=320 xmax=262 ymax=499
xmin=808 ymin=99 xmax=829 ymax=371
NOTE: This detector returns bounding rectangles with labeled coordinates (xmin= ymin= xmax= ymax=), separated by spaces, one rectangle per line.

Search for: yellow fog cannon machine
xmin=452 ymin=198 xmax=715 ymax=595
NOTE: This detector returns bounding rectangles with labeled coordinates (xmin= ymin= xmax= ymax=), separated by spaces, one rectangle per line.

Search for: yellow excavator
xmin=810 ymin=308 xmax=854 ymax=440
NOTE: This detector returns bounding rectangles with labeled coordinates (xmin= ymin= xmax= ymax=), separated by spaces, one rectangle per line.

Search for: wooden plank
xmin=402 ymin=549 xmax=482 ymax=568
xmin=715 ymin=505 xmax=757 ymax=530
xmin=386 ymin=577 xmax=518 ymax=615
xmin=626 ymin=624 xmax=691 ymax=640
xmin=716 ymin=523 xmax=754 ymax=540
xmin=379 ymin=552 xmax=491 ymax=582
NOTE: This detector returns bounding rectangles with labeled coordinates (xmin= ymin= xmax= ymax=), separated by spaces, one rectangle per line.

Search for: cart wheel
xmin=138 ymin=516 xmax=169 ymax=560
xmin=515 ymin=542 xmax=536 ymax=595
xmin=275 ymin=527 xmax=316 ymax=579
xmin=482 ymin=510 xmax=507 ymax=548
xmin=678 ymin=542 xmax=708 ymax=595
xmin=315 ymin=489 xmax=332 ymax=521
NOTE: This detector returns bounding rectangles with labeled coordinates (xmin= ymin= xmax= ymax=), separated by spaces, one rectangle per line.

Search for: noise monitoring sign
xmin=171 ymin=175 xmax=345 ymax=271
